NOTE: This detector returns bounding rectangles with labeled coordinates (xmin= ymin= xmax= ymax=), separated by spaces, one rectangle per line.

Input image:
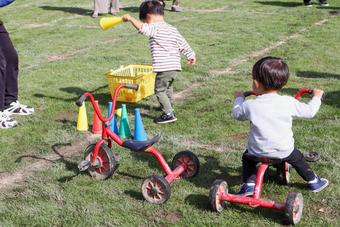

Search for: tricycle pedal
xmin=78 ymin=160 xmax=91 ymax=171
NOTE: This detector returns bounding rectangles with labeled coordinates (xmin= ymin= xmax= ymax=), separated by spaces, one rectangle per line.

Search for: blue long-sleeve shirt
xmin=0 ymin=0 xmax=15 ymax=7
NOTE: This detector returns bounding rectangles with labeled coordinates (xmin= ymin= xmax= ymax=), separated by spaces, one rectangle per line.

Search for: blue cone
xmin=107 ymin=102 xmax=119 ymax=134
xmin=134 ymin=108 xmax=147 ymax=141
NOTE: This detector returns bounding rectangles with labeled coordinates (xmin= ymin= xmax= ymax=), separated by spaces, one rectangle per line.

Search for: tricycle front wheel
xmin=84 ymin=143 xmax=118 ymax=180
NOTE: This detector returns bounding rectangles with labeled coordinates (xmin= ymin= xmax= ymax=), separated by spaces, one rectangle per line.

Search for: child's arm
xmin=0 ymin=0 xmax=15 ymax=7
xmin=232 ymin=91 xmax=248 ymax=121
xmin=177 ymin=33 xmax=196 ymax=66
xmin=292 ymin=89 xmax=324 ymax=118
xmin=122 ymin=14 xmax=157 ymax=37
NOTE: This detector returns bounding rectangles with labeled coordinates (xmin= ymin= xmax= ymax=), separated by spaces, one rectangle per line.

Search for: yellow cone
xmin=77 ymin=103 xmax=88 ymax=131
xmin=115 ymin=108 xmax=122 ymax=118
xmin=100 ymin=17 xmax=124 ymax=30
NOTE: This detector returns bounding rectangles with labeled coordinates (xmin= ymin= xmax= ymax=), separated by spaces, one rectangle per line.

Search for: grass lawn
xmin=0 ymin=0 xmax=339 ymax=225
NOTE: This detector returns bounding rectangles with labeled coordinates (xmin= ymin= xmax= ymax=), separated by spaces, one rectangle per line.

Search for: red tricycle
xmin=209 ymin=88 xmax=321 ymax=225
xmin=76 ymin=83 xmax=200 ymax=204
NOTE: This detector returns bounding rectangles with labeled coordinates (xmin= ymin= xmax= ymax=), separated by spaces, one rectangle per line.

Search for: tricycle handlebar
xmin=125 ymin=83 xmax=139 ymax=90
xmin=244 ymin=88 xmax=324 ymax=101
xmin=75 ymin=94 xmax=88 ymax=107
xmin=75 ymin=83 xmax=138 ymax=124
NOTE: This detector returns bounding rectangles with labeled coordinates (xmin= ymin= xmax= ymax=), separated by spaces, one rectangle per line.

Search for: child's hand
xmin=234 ymin=91 xmax=244 ymax=98
xmin=122 ymin=14 xmax=131 ymax=22
xmin=312 ymin=89 xmax=324 ymax=98
xmin=187 ymin=57 xmax=196 ymax=66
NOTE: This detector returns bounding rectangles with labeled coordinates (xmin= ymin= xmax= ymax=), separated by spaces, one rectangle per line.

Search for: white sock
xmin=308 ymin=175 xmax=318 ymax=184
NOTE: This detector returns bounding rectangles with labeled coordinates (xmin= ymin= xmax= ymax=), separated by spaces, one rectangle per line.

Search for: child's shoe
xmin=4 ymin=101 xmax=34 ymax=116
xmin=171 ymin=5 xmax=183 ymax=12
xmin=236 ymin=183 xmax=255 ymax=196
xmin=154 ymin=112 xmax=177 ymax=124
xmin=0 ymin=111 xmax=17 ymax=129
xmin=308 ymin=176 xmax=329 ymax=192
xmin=303 ymin=0 xmax=313 ymax=7
xmin=319 ymin=0 xmax=329 ymax=6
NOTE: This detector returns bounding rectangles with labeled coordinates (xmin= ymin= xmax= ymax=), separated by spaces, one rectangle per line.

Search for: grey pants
xmin=155 ymin=71 xmax=178 ymax=114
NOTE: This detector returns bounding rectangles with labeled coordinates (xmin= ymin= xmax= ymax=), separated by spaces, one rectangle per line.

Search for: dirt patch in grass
xmin=165 ymin=212 xmax=182 ymax=223
xmin=48 ymin=49 xmax=88 ymax=62
xmin=0 ymin=133 xmax=98 ymax=193
xmin=317 ymin=206 xmax=338 ymax=218
xmin=190 ymin=7 xmax=227 ymax=13
xmin=173 ymin=83 xmax=201 ymax=102
xmin=47 ymin=38 xmax=121 ymax=62
xmin=229 ymin=132 xmax=248 ymax=141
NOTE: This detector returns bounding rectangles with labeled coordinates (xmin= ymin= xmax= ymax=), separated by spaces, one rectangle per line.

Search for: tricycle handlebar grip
xmin=307 ymin=89 xmax=325 ymax=101
xmin=125 ymin=84 xmax=139 ymax=90
xmin=75 ymin=95 xmax=87 ymax=107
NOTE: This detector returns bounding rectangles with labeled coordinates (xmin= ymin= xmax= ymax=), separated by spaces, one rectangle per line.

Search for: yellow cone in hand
xmin=77 ymin=103 xmax=88 ymax=131
xmin=116 ymin=108 xmax=122 ymax=118
xmin=100 ymin=17 xmax=124 ymax=30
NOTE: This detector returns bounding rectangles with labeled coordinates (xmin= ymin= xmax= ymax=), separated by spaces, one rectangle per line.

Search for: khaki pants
xmin=155 ymin=71 xmax=178 ymax=114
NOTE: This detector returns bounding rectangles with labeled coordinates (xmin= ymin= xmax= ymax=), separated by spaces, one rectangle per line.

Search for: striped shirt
xmin=139 ymin=22 xmax=195 ymax=72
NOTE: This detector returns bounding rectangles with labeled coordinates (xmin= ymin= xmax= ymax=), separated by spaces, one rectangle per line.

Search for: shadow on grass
xmin=317 ymin=6 xmax=340 ymax=10
xmin=185 ymin=194 xmax=210 ymax=211
xmin=39 ymin=6 xmax=92 ymax=15
xmin=51 ymin=143 xmax=83 ymax=182
xmin=120 ymin=6 xmax=139 ymax=13
xmin=281 ymin=88 xmax=340 ymax=108
xmin=231 ymin=204 xmax=287 ymax=224
xmin=15 ymin=143 xmax=82 ymax=183
xmin=254 ymin=1 xmax=302 ymax=7
xmin=124 ymin=189 xmax=144 ymax=201
xmin=34 ymin=85 xmax=111 ymax=106
xmin=117 ymin=171 xmax=144 ymax=180
xmin=190 ymin=155 xmax=242 ymax=190
xmin=297 ymin=71 xmax=340 ymax=80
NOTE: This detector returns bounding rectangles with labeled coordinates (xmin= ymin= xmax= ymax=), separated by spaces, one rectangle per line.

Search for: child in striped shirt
xmin=122 ymin=0 xmax=195 ymax=124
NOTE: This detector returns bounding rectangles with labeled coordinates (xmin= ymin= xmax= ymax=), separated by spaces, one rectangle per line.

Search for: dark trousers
xmin=242 ymin=148 xmax=315 ymax=183
xmin=0 ymin=22 xmax=19 ymax=111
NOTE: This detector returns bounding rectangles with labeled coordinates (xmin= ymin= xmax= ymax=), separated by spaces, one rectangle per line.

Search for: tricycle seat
xmin=123 ymin=135 xmax=161 ymax=152
xmin=244 ymin=153 xmax=283 ymax=165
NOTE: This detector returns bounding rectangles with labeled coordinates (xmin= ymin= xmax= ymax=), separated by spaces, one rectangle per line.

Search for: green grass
xmin=0 ymin=0 xmax=340 ymax=225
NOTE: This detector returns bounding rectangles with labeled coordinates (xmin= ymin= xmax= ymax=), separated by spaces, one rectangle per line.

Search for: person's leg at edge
xmin=0 ymin=23 xmax=34 ymax=116
xmin=110 ymin=0 xmax=120 ymax=15
xmin=0 ymin=40 xmax=17 ymax=128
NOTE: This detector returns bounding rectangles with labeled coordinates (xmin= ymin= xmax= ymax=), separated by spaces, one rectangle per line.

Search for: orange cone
xmin=92 ymin=100 xmax=102 ymax=134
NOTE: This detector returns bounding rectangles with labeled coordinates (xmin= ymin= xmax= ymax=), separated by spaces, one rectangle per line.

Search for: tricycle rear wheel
xmin=171 ymin=150 xmax=200 ymax=178
xmin=141 ymin=175 xmax=171 ymax=204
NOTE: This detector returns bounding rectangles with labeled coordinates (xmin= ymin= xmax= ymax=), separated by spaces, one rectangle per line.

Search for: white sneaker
xmin=0 ymin=111 xmax=17 ymax=129
xmin=4 ymin=101 xmax=34 ymax=116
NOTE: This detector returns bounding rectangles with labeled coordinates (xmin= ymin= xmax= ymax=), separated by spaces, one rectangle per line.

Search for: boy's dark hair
xmin=139 ymin=0 xmax=164 ymax=20
xmin=252 ymin=56 xmax=289 ymax=90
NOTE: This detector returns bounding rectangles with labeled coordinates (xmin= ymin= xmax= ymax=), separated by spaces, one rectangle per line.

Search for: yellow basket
xmin=105 ymin=65 xmax=156 ymax=103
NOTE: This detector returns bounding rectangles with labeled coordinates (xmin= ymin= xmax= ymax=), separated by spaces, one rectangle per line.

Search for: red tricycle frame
xmin=76 ymin=83 xmax=200 ymax=204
